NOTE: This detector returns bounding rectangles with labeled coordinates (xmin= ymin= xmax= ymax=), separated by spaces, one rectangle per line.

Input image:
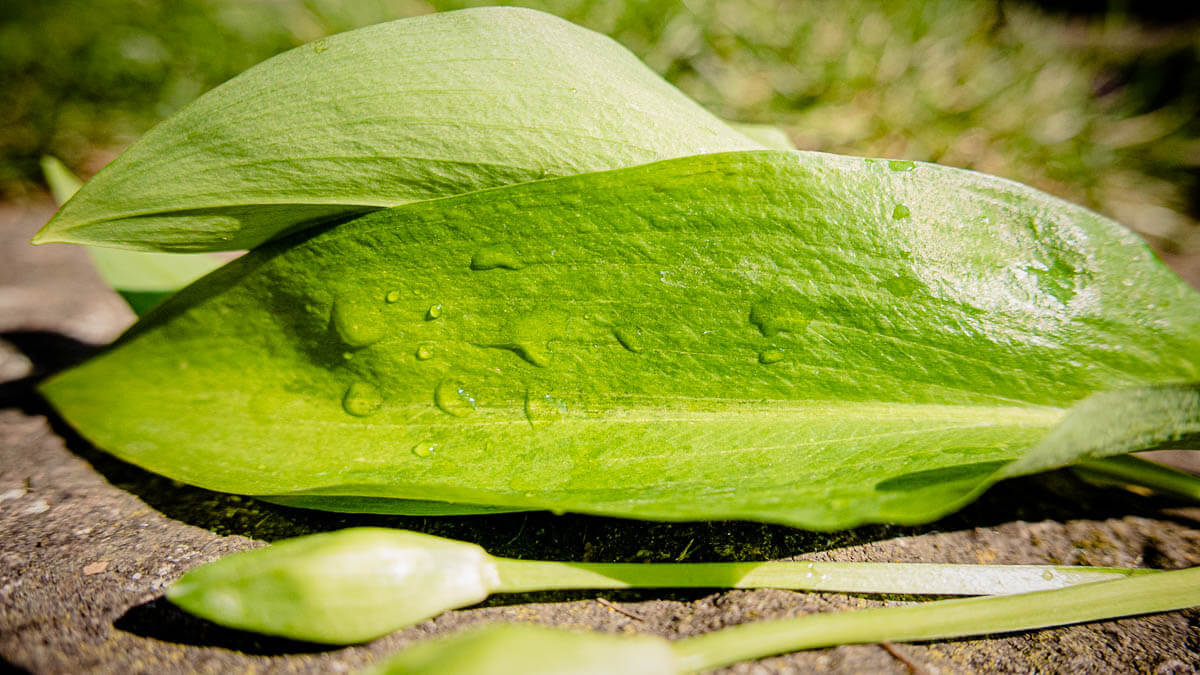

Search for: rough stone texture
xmin=2 ymin=197 xmax=1199 ymax=674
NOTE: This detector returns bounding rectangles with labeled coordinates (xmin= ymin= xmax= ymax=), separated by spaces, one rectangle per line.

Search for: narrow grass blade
xmin=672 ymin=565 xmax=1200 ymax=671
xmin=368 ymin=567 xmax=1200 ymax=673
xmin=1074 ymin=454 xmax=1200 ymax=501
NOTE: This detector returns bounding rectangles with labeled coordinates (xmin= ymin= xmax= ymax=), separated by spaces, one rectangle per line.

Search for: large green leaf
xmin=40 ymin=151 xmax=1200 ymax=529
xmin=32 ymin=7 xmax=759 ymax=253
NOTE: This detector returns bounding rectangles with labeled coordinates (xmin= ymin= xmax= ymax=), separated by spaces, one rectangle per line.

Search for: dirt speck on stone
xmin=2 ymin=197 xmax=1198 ymax=674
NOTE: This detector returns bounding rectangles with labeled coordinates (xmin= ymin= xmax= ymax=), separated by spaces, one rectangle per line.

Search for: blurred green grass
xmin=2 ymin=0 xmax=1197 ymax=250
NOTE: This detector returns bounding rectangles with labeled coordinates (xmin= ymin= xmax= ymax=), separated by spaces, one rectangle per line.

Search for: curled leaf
xmin=33 ymin=7 xmax=759 ymax=252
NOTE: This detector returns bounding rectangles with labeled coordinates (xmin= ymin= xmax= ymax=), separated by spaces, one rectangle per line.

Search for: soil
xmin=2 ymin=198 xmax=1198 ymax=674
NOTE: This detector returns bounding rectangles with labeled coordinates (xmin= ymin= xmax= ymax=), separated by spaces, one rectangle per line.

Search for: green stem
xmin=492 ymin=558 xmax=1150 ymax=595
xmin=1076 ymin=454 xmax=1200 ymax=501
xmin=671 ymin=565 xmax=1200 ymax=672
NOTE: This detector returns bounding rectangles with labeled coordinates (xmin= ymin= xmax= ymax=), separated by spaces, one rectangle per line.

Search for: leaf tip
xmin=29 ymin=221 xmax=75 ymax=246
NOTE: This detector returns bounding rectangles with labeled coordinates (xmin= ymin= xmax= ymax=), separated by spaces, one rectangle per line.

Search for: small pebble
xmin=21 ymin=499 xmax=50 ymax=515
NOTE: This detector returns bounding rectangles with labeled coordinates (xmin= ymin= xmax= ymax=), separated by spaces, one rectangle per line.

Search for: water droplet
xmin=613 ymin=327 xmax=644 ymax=353
xmin=470 ymin=243 xmax=525 ymax=271
xmin=342 ymin=352 xmax=354 ymax=360
xmin=1041 ymin=570 xmax=1054 ymax=581
xmin=312 ymin=39 xmax=329 ymax=54
xmin=480 ymin=315 xmax=557 ymax=367
xmin=510 ymin=342 xmax=552 ymax=367
xmin=415 ymin=345 xmax=434 ymax=360
xmin=524 ymin=390 xmax=567 ymax=427
xmin=385 ymin=290 xmax=402 ymax=303
xmin=342 ymin=382 xmax=381 ymax=417
xmin=411 ymin=443 xmax=437 ymax=458
xmin=331 ymin=298 xmax=384 ymax=348
xmin=891 ymin=204 xmax=911 ymax=220
xmin=881 ymin=274 xmax=920 ymax=297
xmin=749 ymin=296 xmax=808 ymax=337
xmin=888 ymin=160 xmax=916 ymax=172
xmin=758 ymin=346 xmax=785 ymax=364
xmin=426 ymin=304 xmax=443 ymax=320
xmin=435 ymin=379 xmax=477 ymax=417
xmin=1038 ymin=258 xmax=1081 ymax=304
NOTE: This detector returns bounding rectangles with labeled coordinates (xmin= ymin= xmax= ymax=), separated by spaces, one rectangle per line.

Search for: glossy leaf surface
xmin=33 ymin=7 xmax=759 ymax=253
xmin=40 ymin=151 xmax=1200 ymax=529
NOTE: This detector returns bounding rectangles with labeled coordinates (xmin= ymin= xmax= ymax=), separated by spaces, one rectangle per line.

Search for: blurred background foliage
xmin=2 ymin=0 xmax=1198 ymax=251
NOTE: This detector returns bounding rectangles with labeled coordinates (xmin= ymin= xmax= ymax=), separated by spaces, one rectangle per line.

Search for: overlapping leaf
xmin=41 ymin=156 xmax=229 ymax=313
xmin=40 ymin=150 xmax=1200 ymax=529
xmin=32 ymin=7 xmax=760 ymax=253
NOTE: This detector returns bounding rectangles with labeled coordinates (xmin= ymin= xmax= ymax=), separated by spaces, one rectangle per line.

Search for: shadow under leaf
xmin=113 ymin=597 xmax=339 ymax=655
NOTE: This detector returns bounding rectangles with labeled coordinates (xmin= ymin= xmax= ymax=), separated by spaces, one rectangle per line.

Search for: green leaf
xmin=39 ymin=151 xmax=1200 ymax=529
xmin=32 ymin=7 xmax=760 ymax=253
xmin=40 ymin=156 xmax=229 ymax=315
xmin=40 ymin=155 xmax=85 ymax=206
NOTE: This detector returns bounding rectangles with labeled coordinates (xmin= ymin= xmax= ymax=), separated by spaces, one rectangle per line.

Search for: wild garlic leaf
xmin=39 ymin=151 xmax=1200 ymax=529
xmin=40 ymin=156 xmax=229 ymax=314
xmin=32 ymin=7 xmax=760 ymax=253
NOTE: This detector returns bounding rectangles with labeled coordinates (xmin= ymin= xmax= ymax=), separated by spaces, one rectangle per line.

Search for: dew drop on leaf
xmin=470 ymin=243 xmax=525 ymax=270
xmin=331 ymin=298 xmax=384 ymax=348
xmin=758 ymin=346 xmax=785 ymax=364
xmin=749 ymin=296 xmax=808 ymax=337
xmin=892 ymin=204 xmax=911 ymax=220
xmin=888 ymin=160 xmax=916 ymax=172
xmin=524 ymin=390 xmax=567 ymax=427
xmin=434 ymin=379 xmax=477 ymax=417
xmin=1042 ymin=570 xmax=1054 ymax=581
xmin=385 ymin=290 xmax=402 ymax=303
xmin=415 ymin=345 xmax=434 ymax=360
xmin=512 ymin=342 xmax=552 ymax=367
xmin=613 ymin=326 xmax=644 ymax=353
xmin=411 ymin=443 xmax=437 ymax=458
xmin=483 ymin=315 xmax=556 ymax=367
xmin=426 ymin=304 xmax=443 ymax=320
xmin=881 ymin=274 xmax=920 ymax=297
xmin=342 ymin=381 xmax=382 ymax=417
